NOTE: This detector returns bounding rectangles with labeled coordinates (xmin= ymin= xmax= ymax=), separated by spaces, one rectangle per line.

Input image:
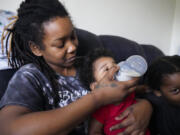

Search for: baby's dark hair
xmin=145 ymin=55 xmax=180 ymax=91
xmin=79 ymin=48 xmax=114 ymax=89
xmin=4 ymin=0 xmax=70 ymax=106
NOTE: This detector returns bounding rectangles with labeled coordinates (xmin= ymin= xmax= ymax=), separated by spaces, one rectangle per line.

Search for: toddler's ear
xmin=90 ymin=82 xmax=98 ymax=91
xmin=153 ymin=90 xmax=162 ymax=97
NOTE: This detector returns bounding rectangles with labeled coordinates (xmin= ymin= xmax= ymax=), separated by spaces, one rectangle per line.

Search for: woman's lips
xmin=66 ymin=56 xmax=76 ymax=63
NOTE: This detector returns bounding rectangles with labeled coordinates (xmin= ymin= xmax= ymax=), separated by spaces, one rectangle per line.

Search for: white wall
xmin=0 ymin=0 xmax=177 ymax=55
xmin=0 ymin=0 xmax=21 ymax=12
xmin=61 ymin=0 xmax=175 ymax=55
xmin=170 ymin=0 xmax=180 ymax=55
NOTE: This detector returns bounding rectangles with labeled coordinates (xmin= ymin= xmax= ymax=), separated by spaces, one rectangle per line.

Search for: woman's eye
xmin=57 ymin=41 xmax=65 ymax=48
xmin=57 ymin=46 xmax=63 ymax=48
xmin=56 ymin=44 xmax=64 ymax=48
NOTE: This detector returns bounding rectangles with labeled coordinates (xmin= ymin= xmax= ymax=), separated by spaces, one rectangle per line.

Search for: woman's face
xmin=160 ymin=72 xmax=180 ymax=106
xmin=39 ymin=17 xmax=78 ymax=72
xmin=93 ymin=57 xmax=117 ymax=82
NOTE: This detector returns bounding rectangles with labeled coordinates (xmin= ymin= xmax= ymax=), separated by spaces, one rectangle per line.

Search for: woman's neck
xmin=60 ymin=67 xmax=76 ymax=76
xmin=50 ymin=65 xmax=76 ymax=77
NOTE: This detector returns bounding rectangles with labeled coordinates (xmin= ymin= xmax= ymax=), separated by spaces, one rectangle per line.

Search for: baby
xmin=80 ymin=48 xmax=150 ymax=135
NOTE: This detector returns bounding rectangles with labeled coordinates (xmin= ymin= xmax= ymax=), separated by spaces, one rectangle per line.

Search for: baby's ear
xmin=90 ymin=82 xmax=98 ymax=91
xmin=153 ymin=90 xmax=162 ymax=97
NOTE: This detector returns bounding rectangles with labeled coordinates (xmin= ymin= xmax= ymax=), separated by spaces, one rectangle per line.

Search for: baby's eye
xmin=171 ymin=88 xmax=180 ymax=94
xmin=104 ymin=67 xmax=109 ymax=71
xmin=105 ymin=68 xmax=109 ymax=71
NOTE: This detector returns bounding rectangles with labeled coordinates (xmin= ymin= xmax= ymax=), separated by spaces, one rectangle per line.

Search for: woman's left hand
xmin=110 ymin=99 xmax=152 ymax=135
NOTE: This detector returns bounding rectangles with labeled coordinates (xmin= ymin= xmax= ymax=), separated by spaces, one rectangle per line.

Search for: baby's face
xmin=160 ymin=72 xmax=180 ymax=106
xmin=93 ymin=57 xmax=117 ymax=82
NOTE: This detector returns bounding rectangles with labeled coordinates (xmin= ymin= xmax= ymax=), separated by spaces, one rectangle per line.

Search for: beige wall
xmin=0 ymin=0 xmax=178 ymax=55
xmin=170 ymin=0 xmax=180 ymax=55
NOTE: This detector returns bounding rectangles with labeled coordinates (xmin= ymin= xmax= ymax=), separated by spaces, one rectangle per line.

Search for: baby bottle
xmin=115 ymin=55 xmax=148 ymax=81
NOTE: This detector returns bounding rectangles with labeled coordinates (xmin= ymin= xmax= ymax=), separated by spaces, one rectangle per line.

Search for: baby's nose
xmin=113 ymin=64 xmax=120 ymax=71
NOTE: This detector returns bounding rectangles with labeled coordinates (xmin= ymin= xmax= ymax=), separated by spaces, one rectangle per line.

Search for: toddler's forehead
xmin=162 ymin=73 xmax=180 ymax=83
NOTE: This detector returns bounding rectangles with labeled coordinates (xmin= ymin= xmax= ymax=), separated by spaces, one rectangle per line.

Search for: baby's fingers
xmin=99 ymin=65 xmax=119 ymax=83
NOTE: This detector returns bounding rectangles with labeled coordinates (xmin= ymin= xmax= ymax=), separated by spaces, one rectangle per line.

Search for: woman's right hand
xmin=92 ymin=66 xmax=138 ymax=106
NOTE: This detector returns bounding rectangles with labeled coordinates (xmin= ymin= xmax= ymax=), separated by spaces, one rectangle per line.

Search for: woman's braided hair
xmin=3 ymin=0 xmax=70 ymax=106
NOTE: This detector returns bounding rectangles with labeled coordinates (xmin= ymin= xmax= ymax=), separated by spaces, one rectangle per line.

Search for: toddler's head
xmin=145 ymin=55 xmax=180 ymax=106
xmin=80 ymin=48 xmax=118 ymax=90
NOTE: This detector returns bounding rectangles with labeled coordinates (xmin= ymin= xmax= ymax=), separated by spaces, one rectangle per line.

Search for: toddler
xmin=144 ymin=55 xmax=180 ymax=135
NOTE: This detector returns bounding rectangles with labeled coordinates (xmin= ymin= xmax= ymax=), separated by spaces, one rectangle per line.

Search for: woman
xmin=0 ymin=0 xmax=152 ymax=135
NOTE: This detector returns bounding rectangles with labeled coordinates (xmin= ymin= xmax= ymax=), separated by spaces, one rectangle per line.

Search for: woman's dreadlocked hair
xmin=4 ymin=0 xmax=70 ymax=106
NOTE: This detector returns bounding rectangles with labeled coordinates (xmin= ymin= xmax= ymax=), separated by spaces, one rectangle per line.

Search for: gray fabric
xmin=0 ymin=63 xmax=89 ymax=134
xmin=99 ymin=35 xmax=146 ymax=63
xmin=0 ymin=64 xmax=89 ymax=110
xmin=76 ymin=28 xmax=103 ymax=57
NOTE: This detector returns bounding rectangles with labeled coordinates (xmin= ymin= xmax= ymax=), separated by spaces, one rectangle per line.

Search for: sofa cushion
xmin=0 ymin=68 xmax=17 ymax=99
xmin=99 ymin=35 xmax=146 ymax=63
xmin=141 ymin=44 xmax=164 ymax=65
xmin=76 ymin=28 xmax=103 ymax=57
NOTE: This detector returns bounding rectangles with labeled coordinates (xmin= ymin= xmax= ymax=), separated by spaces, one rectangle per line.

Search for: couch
xmin=0 ymin=28 xmax=164 ymax=100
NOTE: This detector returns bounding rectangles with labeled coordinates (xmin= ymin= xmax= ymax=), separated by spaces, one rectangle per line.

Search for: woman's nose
xmin=67 ymin=42 xmax=77 ymax=53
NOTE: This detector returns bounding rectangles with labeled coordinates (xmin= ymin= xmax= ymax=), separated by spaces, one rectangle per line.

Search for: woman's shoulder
xmin=18 ymin=63 xmax=40 ymax=72
xmin=12 ymin=63 xmax=47 ymax=83
xmin=15 ymin=63 xmax=43 ymax=76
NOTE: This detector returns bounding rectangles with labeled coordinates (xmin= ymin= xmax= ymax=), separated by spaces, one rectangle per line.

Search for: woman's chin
xmin=64 ymin=61 xmax=75 ymax=67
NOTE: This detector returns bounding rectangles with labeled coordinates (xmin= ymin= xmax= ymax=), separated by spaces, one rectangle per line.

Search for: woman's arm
xmin=0 ymin=79 xmax=137 ymax=135
xmin=0 ymin=92 xmax=99 ymax=135
xmin=110 ymin=99 xmax=152 ymax=135
xmin=88 ymin=118 xmax=104 ymax=135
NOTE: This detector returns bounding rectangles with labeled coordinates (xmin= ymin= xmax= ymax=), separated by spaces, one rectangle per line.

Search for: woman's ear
xmin=153 ymin=90 xmax=162 ymax=97
xmin=29 ymin=41 xmax=42 ymax=57
xmin=90 ymin=82 xmax=98 ymax=91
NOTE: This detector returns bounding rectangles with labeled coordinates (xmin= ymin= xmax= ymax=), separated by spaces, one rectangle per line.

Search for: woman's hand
xmin=92 ymin=66 xmax=139 ymax=106
xmin=134 ymin=85 xmax=151 ymax=94
xmin=110 ymin=99 xmax=152 ymax=135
